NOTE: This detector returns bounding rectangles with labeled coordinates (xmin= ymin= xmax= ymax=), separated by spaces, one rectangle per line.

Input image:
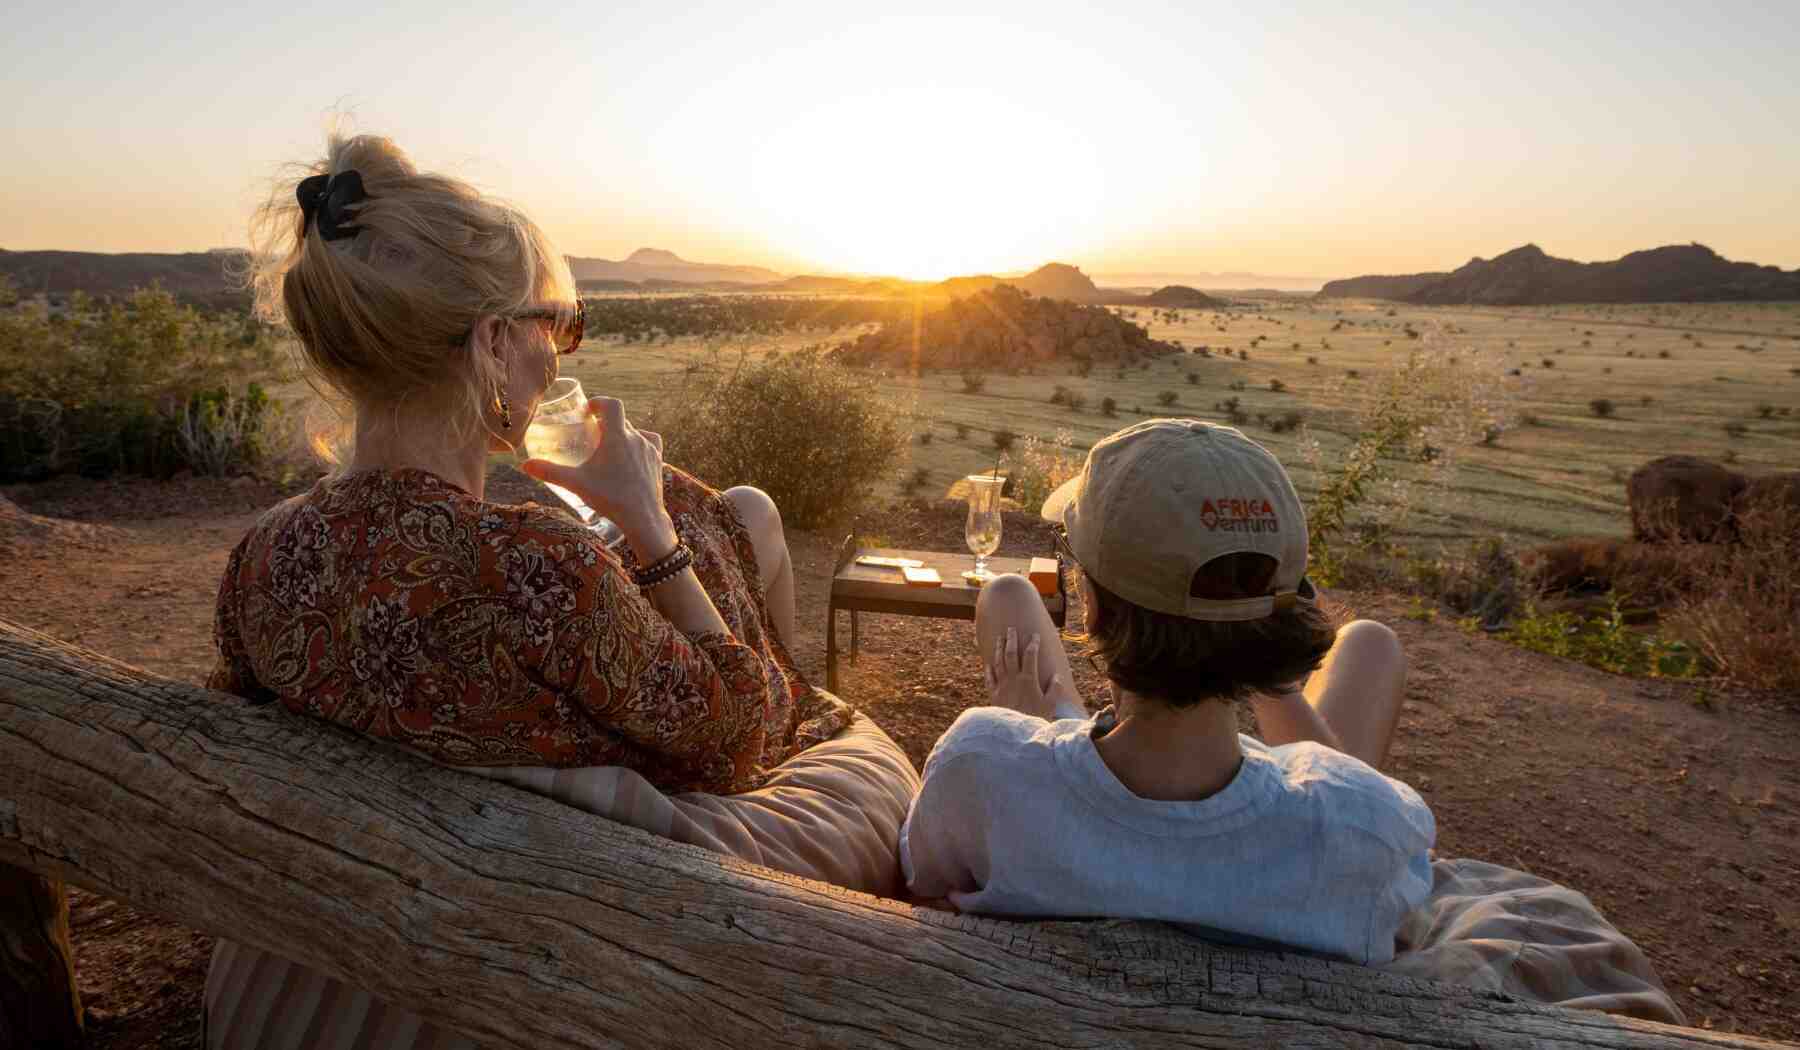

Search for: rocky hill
xmin=830 ymin=284 xmax=1177 ymax=372
xmin=1320 ymin=243 xmax=1800 ymax=305
xmin=1142 ymin=285 xmax=1222 ymax=307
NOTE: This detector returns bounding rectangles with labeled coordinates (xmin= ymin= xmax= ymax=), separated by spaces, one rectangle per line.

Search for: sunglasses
xmin=455 ymin=299 xmax=586 ymax=355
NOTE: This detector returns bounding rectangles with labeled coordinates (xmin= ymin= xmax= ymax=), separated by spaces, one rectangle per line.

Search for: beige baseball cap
xmin=1040 ymin=419 xmax=1313 ymax=621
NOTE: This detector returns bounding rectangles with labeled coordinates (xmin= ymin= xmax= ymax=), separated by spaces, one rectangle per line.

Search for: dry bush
xmin=649 ymin=349 xmax=906 ymax=528
xmin=1668 ymin=501 xmax=1800 ymax=697
xmin=1519 ymin=537 xmax=1693 ymax=606
xmin=0 ymin=281 xmax=288 ymax=479
xmin=1408 ymin=537 xmax=1525 ymax=628
xmin=1006 ymin=430 xmax=1082 ymax=513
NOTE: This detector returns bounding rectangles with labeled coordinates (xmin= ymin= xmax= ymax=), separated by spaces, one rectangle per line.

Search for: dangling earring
xmin=497 ymin=387 xmax=513 ymax=431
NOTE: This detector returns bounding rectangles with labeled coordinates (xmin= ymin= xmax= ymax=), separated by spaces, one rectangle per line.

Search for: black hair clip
xmin=296 ymin=170 xmax=368 ymax=242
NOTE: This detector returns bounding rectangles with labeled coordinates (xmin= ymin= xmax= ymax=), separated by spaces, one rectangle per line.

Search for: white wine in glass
xmin=964 ymin=473 xmax=1004 ymax=582
xmin=519 ymin=378 xmax=626 ymax=549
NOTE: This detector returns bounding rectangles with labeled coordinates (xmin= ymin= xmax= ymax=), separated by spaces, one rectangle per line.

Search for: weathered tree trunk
xmin=0 ymin=617 xmax=1790 ymax=1050
xmin=0 ymin=861 xmax=84 ymax=1049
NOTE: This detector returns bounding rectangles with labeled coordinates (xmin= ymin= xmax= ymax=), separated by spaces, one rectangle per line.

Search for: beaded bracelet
xmin=631 ymin=542 xmax=694 ymax=590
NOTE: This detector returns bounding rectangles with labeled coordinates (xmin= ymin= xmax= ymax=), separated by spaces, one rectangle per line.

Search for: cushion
xmin=472 ymin=710 xmax=920 ymax=895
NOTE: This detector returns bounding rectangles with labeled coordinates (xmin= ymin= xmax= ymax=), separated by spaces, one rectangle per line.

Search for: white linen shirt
xmin=900 ymin=707 xmax=1435 ymax=964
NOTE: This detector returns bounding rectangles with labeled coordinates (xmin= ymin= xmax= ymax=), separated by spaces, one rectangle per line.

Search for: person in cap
xmin=900 ymin=420 xmax=1433 ymax=965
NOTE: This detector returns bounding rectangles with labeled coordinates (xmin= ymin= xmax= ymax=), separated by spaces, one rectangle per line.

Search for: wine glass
xmin=519 ymin=377 xmax=626 ymax=548
xmin=964 ymin=473 xmax=1005 ymax=582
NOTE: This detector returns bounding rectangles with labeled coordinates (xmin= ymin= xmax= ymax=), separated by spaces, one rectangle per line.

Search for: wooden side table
xmin=825 ymin=537 xmax=1066 ymax=693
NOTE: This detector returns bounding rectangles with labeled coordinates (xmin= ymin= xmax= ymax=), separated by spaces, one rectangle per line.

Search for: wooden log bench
xmin=0 ymin=616 xmax=1790 ymax=1049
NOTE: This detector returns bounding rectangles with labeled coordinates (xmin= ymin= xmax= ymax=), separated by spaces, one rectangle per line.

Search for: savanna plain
xmin=2 ymin=289 xmax=1798 ymax=1046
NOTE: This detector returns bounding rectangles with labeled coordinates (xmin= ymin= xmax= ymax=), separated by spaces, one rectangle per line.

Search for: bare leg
xmin=973 ymin=574 xmax=1085 ymax=717
xmin=724 ymin=486 xmax=796 ymax=650
xmin=1301 ymin=619 xmax=1407 ymax=769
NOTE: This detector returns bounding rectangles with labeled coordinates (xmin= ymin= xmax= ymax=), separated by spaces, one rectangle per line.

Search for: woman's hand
xmin=522 ymin=397 xmax=678 ymax=560
xmin=985 ymin=628 xmax=1069 ymax=721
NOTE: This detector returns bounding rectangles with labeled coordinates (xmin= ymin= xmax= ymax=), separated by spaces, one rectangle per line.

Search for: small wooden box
xmin=1028 ymin=557 xmax=1060 ymax=597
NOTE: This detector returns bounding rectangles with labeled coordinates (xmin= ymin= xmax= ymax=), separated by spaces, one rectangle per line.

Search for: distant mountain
xmin=933 ymin=262 xmax=1109 ymax=303
xmin=1320 ymin=244 xmax=1800 ymax=305
xmin=1315 ymin=272 xmax=1450 ymax=300
xmin=0 ymin=249 xmax=249 ymax=309
xmin=1091 ymin=270 xmax=1324 ymax=292
xmin=566 ymin=248 xmax=784 ymax=286
xmin=760 ymin=274 xmax=925 ymax=295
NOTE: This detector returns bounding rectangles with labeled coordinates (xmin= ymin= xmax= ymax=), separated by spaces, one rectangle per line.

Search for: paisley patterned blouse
xmin=208 ymin=466 xmax=853 ymax=794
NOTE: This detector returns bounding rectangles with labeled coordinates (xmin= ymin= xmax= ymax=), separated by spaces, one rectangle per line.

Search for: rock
xmin=1627 ymin=455 xmax=1746 ymax=543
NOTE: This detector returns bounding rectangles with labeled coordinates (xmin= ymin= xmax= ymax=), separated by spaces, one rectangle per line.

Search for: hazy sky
xmin=4 ymin=0 xmax=1796 ymax=279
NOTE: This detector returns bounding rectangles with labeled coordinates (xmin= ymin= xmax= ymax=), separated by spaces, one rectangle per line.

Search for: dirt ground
xmin=2 ymin=473 xmax=1796 ymax=1046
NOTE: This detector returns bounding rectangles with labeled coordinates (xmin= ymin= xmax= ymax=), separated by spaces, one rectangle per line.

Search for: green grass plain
xmin=555 ymin=297 xmax=1800 ymax=549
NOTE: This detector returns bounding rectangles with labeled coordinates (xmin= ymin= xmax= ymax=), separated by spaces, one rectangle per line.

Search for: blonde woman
xmin=204 ymin=133 xmax=864 ymax=1047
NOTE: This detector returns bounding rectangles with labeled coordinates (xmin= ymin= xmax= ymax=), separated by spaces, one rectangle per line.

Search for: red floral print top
xmin=208 ymin=466 xmax=853 ymax=794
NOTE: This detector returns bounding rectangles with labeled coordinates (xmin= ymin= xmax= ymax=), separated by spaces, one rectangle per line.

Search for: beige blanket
xmin=1383 ymin=857 xmax=1685 ymax=1025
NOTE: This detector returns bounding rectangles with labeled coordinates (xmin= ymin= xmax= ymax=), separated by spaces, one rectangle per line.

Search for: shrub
xmin=1269 ymin=378 xmax=1286 ymax=393
xmin=917 ymin=430 xmax=934 ymax=446
xmin=653 ymin=350 xmax=905 ymax=528
xmin=992 ymin=428 xmax=1017 ymax=451
xmin=1303 ymin=346 xmax=1515 ymax=584
xmin=1101 ymin=396 xmax=1117 ymax=417
xmin=1008 ymin=431 xmax=1082 ymax=512
xmin=1410 ymin=537 xmax=1525 ymax=629
xmin=954 ymin=422 xmax=971 ymax=440
xmin=1156 ymin=390 xmax=1178 ymax=407
xmin=1589 ymin=398 xmax=1615 ymax=418
xmin=1267 ymin=410 xmax=1303 ymax=434
xmin=0 ymin=283 xmax=289 ymax=480
xmin=1755 ymin=402 xmax=1776 ymax=419
xmin=1723 ymin=421 xmax=1748 ymax=439
xmin=1306 ymin=356 xmax=1318 ymax=365
xmin=1541 ymin=358 xmax=1555 ymax=369
xmin=1064 ymin=392 xmax=1086 ymax=413
xmin=960 ymin=371 xmax=987 ymax=394
xmin=172 ymin=385 xmax=280 ymax=477
xmin=1506 ymin=598 xmax=1699 ymax=678
xmin=1050 ymin=385 xmax=1071 ymax=405
xmin=1186 ymin=372 xmax=1199 ymax=385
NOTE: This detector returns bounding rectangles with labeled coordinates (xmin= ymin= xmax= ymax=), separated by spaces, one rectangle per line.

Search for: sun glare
xmin=742 ymin=88 xmax=1112 ymax=280
xmin=629 ymin=14 xmax=1129 ymax=282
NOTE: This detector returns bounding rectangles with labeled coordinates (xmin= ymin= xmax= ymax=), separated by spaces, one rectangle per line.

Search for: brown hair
xmin=1080 ymin=552 xmax=1341 ymax=707
xmin=243 ymin=130 xmax=575 ymax=460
